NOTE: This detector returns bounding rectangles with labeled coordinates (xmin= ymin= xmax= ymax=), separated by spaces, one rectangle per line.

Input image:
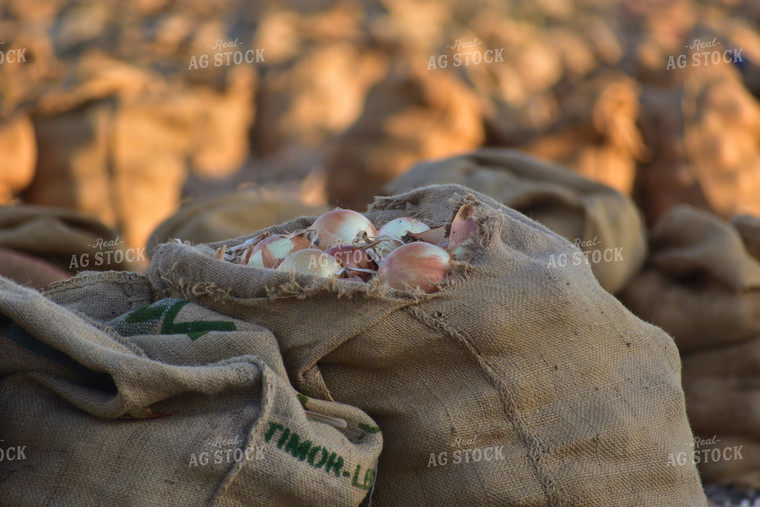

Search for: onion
xmin=377 ymin=242 xmax=450 ymax=293
xmin=410 ymin=226 xmax=447 ymax=246
xmin=248 ymin=235 xmax=310 ymax=268
xmin=312 ymin=209 xmax=377 ymax=249
xmin=326 ymin=245 xmax=377 ymax=280
xmin=277 ymin=249 xmax=343 ymax=278
xmin=378 ymin=217 xmax=430 ymax=240
xmin=448 ymin=204 xmax=478 ymax=260
xmin=375 ymin=217 xmax=430 ymax=258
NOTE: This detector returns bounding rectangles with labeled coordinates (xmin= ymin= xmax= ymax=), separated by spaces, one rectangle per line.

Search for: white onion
xmin=248 ymin=235 xmax=310 ymax=268
xmin=375 ymin=217 xmax=430 ymax=258
xmin=377 ymin=242 xmax=450 ymax=293
xmin=326 ymin=245 xmax=376 ymax=281
xmin=312 ymin=209 xmax=377 ymax=249
xmin=378 ymin=217 xmax=430 ymax=240
xmin=448 ymin=204 xmax=478 ymax=260
xmin=277 ymin=248 xmax=343 ymax=278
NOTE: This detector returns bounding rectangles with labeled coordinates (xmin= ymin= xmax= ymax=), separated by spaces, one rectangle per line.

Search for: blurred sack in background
xmin=620 ymin=205 xmax=760 ymax=488
xmin=146 ymin=189 xmax=328 ymax=258
xmin=384 ymin=149 xmax=647 ymax=294
xmin=0 ymin=115 xmax=36 ymax=202
xmin=0 ymin=204 xmax=133 ymax=289
xmin=23 ymin=54 xmax=255 ymax=252
xmin=1 ymin=0 xmax=760 ymax=247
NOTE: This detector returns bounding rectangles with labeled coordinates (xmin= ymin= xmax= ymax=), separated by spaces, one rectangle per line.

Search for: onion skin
xmin=375 ymin=217 xmax=430 ymax=259
xmin=378 ymin=217 xmax=430 ymax=240
xmin=410 ymin=226 xmax=446 ymax=246
xmin=312 ymin=209 xmax=377 ymax=249
xmin=448 ymin=204 xmax=477 ymax=251
xmin=277 ymin=248 xmax=342 ymax=278
xmin=248 ymin=235 xmax=310 ymax=268
xmin=377 ymin=242 xmax=450 ymax=293
xmin=373 ymin=238 xmax=402 ymax=260
xmin=326 ymin=245 xmax=377 ymax=281
xmin=448 ymin=204 xmax=478 ymax=260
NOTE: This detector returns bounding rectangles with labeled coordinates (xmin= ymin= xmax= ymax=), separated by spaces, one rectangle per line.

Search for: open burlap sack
xmin=0 ymin=273 xmax=381 ymax=506
xmin=383 ymin=149 xmax=646 ymax=294
xmin=146 ymin=190 xmax=328 ymax=259
xmin=620 ymin=205 xmax=760 ymax=353
xmin=0 ymin=204 xmax=136 ymax=273
xmin=149 ymin=184 xmax=705 ymax=506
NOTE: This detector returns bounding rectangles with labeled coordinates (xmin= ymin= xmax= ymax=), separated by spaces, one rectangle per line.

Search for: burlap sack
xmin=383 ymin=149 xmax=647 ymax=294
xmin=146 ymin=190 xmax=328 ymax=259
xmin=523 ymin=72 xmax=648 ymax=195
xmin=637 ymin=65 xmax=760 ymax=224
xmin=149 ymin=184 xmax=705 ymax=506
xmin=0 ymin=114 xmax=36 ymax=203
xmin=619 ymin=205 xmax=760 ymax=488
xmin=27 ymin=99 xmax=118 ymax=228
xmin=0 ymin=247 xmax=71 ymax=290
xmin=681 ymin=337 xmax=760 ymax=488
xmin=27 ymin=53 xmax=255 ymax=252
xmin=620 ymin=205 xmax=760 ymax=353
xmin=0 ymin=273 xmax=381 ymax=506
xmin=323 ymin=64 xmax=484 ymax=210
xmin=0 ymin=204 xmax=136 ymax=273
xmin=732 ymin=214 xmax=760 ymax=262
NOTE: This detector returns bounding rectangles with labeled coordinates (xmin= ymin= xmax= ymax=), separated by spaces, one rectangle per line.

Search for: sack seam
xmin=407 ymin=305 xmax=562 ymax=506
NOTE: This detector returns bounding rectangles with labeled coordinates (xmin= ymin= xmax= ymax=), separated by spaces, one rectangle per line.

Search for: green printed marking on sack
xmin=264 ymin=421 xmax=375 ymax=490
xmin=125 ymin=299 xmax=235 ymax=340
xmin=355 ymin=423 xmax=380 ymax=443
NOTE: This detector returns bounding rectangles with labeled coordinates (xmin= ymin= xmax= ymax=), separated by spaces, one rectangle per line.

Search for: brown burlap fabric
xmin=733 ymin=214 xmax=760 ymax=262
xmin=0 ymin=114 xmax=36 ymax=203
xmin=620 ymin=205 xmax=760 ymax=488
xmin=148 ymin=184 xmax=705 ymax=506
xmin=323 ymin=65 xmax=484 ymax=210
xmin=383 ymin=149 xmax=647 ymax=295
xmin=146 ymin=190 xmax=328 ymax=259
xmin=620 ymin=205 xmax=760 ymax=353
xmin=0 ymin=247 xmax=71 ymax=290
xmin=0 ymin=204 xmax=136 ymax=273
xmin=0 ymin=273 xmax=381 ymax=506
xmin=682 ymin=337 xmax=760 ymax=488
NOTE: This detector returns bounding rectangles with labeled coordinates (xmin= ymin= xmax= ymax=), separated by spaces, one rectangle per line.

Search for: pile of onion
xmin=215 ymin=204 xmax=478 ymax=293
